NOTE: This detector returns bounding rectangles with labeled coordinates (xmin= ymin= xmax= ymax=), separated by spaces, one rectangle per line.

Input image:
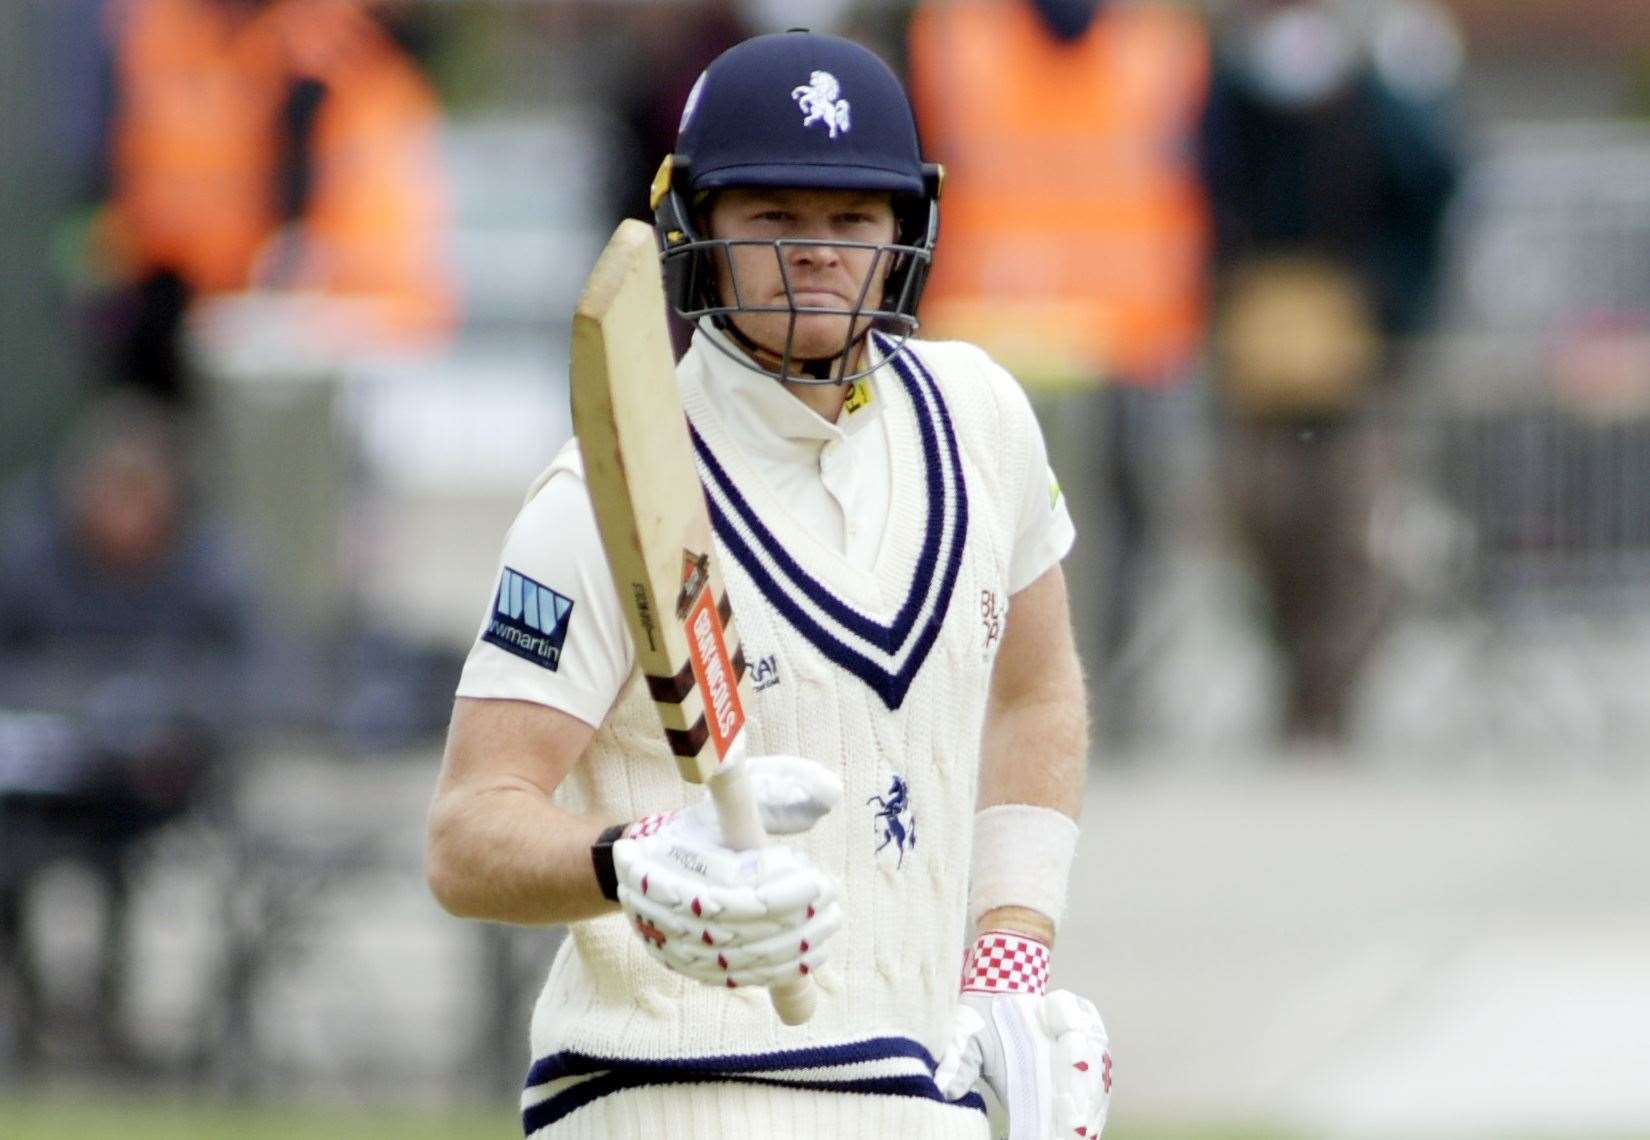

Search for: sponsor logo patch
xmin=751 ymin=653 xmax=781 ymax=692
xmin=684 ymin=587 xmax=743 ymax=758
xmin=483 ymin=567 xmax=574 ymax=672
xmin=676 ymin=549 xmax=710 ymax=620
xmin=843 ymin=376 xmax=874 ymax=415
xmin=980 ymin=588 xmax=1005 ymax=654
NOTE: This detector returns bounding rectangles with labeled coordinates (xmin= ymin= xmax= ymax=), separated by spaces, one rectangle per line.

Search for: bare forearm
xmin=972 ymin=566 xmax=1090 ymax=945
xmin=427 ymin=698 xmax=618 ymax=926
xmin=426 ymin=778 xmax=615 ymax=926
xmin=977 ymin=685 xmax=1088 ymax=818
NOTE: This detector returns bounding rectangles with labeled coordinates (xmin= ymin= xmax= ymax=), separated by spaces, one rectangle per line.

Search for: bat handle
xmin=707 ymin=742 xmax=818 ymax=1026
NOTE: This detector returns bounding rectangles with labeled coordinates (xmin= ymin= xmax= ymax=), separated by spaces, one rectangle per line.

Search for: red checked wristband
xmin=960 ymin=929 xmax=1051 ymax=995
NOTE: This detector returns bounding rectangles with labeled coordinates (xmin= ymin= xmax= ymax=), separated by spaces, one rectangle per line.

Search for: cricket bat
xmin=569 ymin=219 xmax=816 ymax=1026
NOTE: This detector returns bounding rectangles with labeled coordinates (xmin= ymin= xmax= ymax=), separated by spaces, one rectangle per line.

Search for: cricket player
xmin=426 ymin=30 xmax=1109 ymax=1139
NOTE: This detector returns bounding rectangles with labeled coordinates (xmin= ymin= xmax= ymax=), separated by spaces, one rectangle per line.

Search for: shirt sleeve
xmin=989 ymin=360 xmax=1077 ymax=594
xmin=453 ymin=464 xmax=634 ymax=728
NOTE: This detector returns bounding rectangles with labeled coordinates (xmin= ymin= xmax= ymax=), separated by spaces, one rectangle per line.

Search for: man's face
xmin=706 ymin=187 xmax=898 ymax=371
xmin=70 ymin=441 xmax=181 ymax=574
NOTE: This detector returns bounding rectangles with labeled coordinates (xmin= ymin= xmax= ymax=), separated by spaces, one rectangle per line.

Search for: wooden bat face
xmin=569 ymin=219 xmax=747 ymax=784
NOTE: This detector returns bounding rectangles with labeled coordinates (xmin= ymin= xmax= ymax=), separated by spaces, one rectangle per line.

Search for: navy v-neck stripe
xmin=691 ymin=339 xmax=969 ymax=709
xmin=691 ymin=335 xmax=952 ymax=650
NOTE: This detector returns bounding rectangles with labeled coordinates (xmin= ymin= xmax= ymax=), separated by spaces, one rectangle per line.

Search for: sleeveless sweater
xmin=521 ymin=334 xmax=1044 ymax=1135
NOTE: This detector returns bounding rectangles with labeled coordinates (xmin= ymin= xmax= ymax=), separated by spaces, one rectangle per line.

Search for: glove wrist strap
xmin=590 ymin=823 xmax=626 ymax=902
xmin=960 ymin=929 xmax=1051 ymax=996
xmin=595 ymin=810 xmax=683 ymax=902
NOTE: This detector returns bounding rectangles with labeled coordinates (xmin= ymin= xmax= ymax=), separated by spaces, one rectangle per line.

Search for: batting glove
xmin=934 ymin=931 xmax=1112 ymax=1139
xmin=613 ymin=754 xmax=842 ymax=990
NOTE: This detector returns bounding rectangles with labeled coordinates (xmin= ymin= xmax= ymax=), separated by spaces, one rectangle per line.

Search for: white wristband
xmin=967 ymin=803 xmax=1080 ymax=932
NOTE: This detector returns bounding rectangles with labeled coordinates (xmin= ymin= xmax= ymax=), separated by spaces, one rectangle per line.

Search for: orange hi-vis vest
xmin=104 ymin=0 xmax=454 ymax=343
xmin=908 ymin=1 xmax=1209 ymax=388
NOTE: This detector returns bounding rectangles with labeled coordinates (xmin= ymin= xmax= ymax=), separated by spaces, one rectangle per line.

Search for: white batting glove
xmin=934 ymin=931 xmax=1112 ymax=1139
xmin=613 ymin=754 xmax=842 ymax=990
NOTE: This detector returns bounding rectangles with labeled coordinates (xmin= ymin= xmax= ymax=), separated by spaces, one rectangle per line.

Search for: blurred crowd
xmin=4 ymin=0 xmax=1649 ymax=1097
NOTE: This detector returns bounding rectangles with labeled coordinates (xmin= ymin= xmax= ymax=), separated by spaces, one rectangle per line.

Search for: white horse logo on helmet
xmin=791 ymin=71 xmax=851 ymax=139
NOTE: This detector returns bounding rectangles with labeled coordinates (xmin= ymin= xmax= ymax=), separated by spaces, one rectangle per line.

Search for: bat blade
xmin=570 ymin=219 xmax=746 ymax=786
xmin=569 ymin=219 xmax=816 ymax=1025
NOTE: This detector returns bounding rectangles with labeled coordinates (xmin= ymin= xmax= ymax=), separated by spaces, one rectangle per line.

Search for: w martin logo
xmin=868 ymin=775 xmax=916 ymax=868
xmin=483 ymin=567 xmax=574 ymax=672
xmin=792 ymin=71 xmax=851 ymax=139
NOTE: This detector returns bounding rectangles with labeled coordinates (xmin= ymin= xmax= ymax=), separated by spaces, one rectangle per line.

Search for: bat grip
xmin=707 ymin=742 xmax=818 ymax=1026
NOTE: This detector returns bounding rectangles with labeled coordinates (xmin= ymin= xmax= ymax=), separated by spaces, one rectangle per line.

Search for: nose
xmin=783 ymin=236 xmax=841 ymax=270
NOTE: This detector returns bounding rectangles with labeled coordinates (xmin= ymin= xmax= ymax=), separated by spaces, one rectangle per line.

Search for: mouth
xmin=785 ymin=288 xmax=852 ymax=309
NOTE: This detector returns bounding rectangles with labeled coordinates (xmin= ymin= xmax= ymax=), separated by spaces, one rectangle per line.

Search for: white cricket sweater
xmin=508 ymin=332 xmax=1071 ymax=1136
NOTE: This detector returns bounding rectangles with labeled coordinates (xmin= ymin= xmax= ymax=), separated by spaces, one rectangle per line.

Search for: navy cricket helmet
xmin=650 ymin=30 xmax=943 ymax=382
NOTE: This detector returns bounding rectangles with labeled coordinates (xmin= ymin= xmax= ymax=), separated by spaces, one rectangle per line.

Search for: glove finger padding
xmin=612 ymin=802 xmax=838 ymax=991
xmin=933 ymin=1002 xmax=988 ymax=1101
xmin=1045 ymin=990 xmax=1111 ymax=1138
xmin=677 ymin=754 xmax=843 ymax=843
xmin=624 ymin=889 xmax=839 ymax=988
xmin=617 ymin=863 xmax=818 ymax=928
xmin=665 ymin=896 xmax=841 ymax=970
xmin=616 ymin=840 xmax=830 ymax=920
xmin=936 ymin=982 xmax=1113 ymax=1139
xmin=745 ymin=753 xmax=843 ymax=834
xmin=724 ymin=931 xmax=834 ymax=989
xmin=615 ymin=854 xmax=830 ymax=930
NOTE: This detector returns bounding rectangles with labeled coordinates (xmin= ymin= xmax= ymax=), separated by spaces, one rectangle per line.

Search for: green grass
xmin=5 ymin=1097 xmax=1638 ymax=1140
xmin=0 ymin=1099 xmax=518 ymax=1140
xmin=0 ymin=1098 xmax=1289 ymax=1140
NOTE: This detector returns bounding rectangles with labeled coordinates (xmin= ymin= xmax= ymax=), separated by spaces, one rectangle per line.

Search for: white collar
xmin=687 ymin=321 xmax=887 ymax=456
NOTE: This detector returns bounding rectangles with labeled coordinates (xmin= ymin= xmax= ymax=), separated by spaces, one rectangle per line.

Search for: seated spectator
xmin=0 ymin=393 xmax=257 ymax=1065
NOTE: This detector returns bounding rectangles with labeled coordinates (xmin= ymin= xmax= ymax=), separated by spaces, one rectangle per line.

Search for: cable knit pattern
xmin=522 ymin=336 xmax=1044 ymax=1137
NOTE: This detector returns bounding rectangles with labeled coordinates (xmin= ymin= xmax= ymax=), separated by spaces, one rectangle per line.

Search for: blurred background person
xmin=1199 ymin=0 xmax=1461 ymax=748
xmin=907 ymin=0 xmax=1210 ymax=747
xmin=81 ymin=0 xmax=456 ymax=406
xmin=0 ymin=393 xmax=257 ymax=1068
xmin=605 ymin=0 xmax=750 ymax=229
xmin=603 ymin=0 xmax=751 ymax=357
